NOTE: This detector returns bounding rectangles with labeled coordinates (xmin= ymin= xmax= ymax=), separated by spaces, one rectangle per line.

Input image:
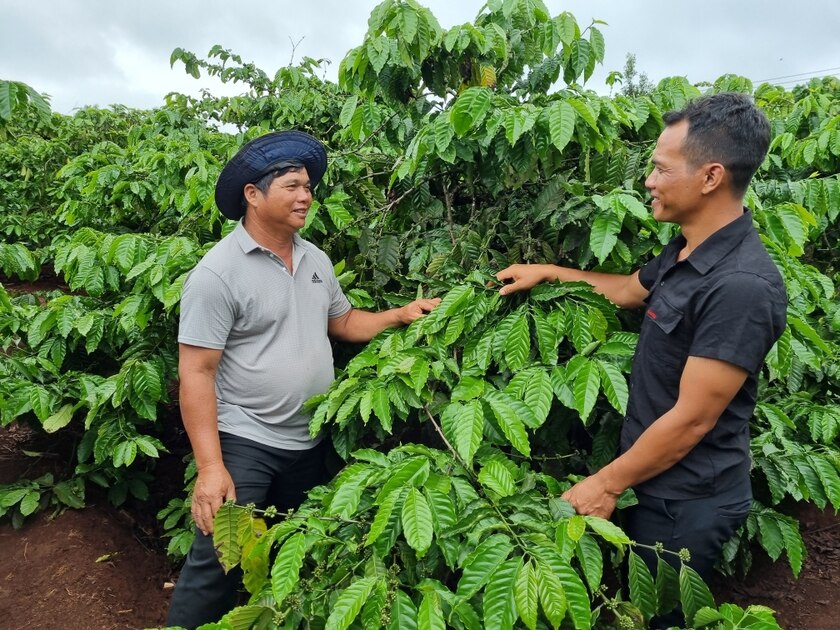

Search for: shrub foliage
xmin=2 ymin=0 xmax=840 ymax=627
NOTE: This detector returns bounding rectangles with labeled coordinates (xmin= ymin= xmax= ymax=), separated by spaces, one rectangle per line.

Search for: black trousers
xmin=166 ymin=434 xmax=330 ymax=630
xmin=623 ymin=483 xmax=752 ymax=629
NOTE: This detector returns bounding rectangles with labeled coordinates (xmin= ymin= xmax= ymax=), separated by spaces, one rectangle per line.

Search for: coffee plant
xmin=2 ymin=0 xmax=839 ymax=627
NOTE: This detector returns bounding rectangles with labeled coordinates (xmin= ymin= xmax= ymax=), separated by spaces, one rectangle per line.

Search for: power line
xmin=754 ymin=66 xmax=840 ymax=84
xmin=766 ymin=72 xmax=840 ymax=87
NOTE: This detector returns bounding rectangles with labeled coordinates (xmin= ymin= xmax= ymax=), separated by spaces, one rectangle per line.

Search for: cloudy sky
xmin=2 ymin=0 xmax=838 ymax=114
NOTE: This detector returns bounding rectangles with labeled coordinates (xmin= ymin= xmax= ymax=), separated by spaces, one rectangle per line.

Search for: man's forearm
xmin=179 ymin=372 xmax=224 ymax=470
xmin=549 ymin=266 xmax=645 ymax=309
xmin=497 ymin=264 xmax=646 ymax=309
xmin=598 ymin=407 xmax=712 ymax=496
xmin=329 ymin=308 xmax=403 ymax=343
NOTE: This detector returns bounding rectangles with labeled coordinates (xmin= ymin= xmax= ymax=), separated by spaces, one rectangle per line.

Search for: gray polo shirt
xmin=178 ymin=221 xmax=352 ymax=450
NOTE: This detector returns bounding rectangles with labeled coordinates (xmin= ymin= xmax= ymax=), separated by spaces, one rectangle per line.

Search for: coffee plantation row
xmin=1 ymin=1 xmax=839 ymax=628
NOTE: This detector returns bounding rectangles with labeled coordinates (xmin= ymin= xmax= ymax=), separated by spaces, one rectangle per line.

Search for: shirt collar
xmin=233 ymin=220 xmax=261 ymax=253
xmin=670 ymin=209 xmax=754 ymax=275
xmin=232 ymin=220 xmax=309 ymax=269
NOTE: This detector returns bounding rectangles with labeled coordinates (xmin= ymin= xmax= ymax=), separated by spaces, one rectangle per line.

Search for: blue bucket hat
xmin=215 ymin=130 xmax=327 ymax=220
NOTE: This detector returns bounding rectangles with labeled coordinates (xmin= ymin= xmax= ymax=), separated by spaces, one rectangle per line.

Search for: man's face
xmin=248 ymin=167 xmax=312 ymax=233
xmin=644 ymin=120 xmax=706 ymax=224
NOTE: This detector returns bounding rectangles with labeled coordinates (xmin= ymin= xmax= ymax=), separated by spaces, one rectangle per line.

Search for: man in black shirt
xmin=496 ymin=93 xmax=787 ymax=622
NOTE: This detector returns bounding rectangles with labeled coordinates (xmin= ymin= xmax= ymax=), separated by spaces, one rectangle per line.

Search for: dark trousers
xmin=166 ymin=434 xmax=330 ymax=630
xmin=623 ymin=484 xmax=752 ymax=629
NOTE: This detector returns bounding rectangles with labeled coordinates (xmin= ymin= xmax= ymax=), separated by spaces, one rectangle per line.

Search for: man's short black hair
xmin=240 ymin=163 xmax=305 ymax=215
xmin=663 ymin=92 xmax=770 ymax=197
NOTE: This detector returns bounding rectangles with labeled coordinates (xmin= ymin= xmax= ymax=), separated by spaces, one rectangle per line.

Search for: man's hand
xmin=496 ymin=264 xmax=554 ymax=296
xmin=397 ymin=297 xmax=441 ymax=324
xmin=191 ymin=462 xmax=236 ymax=535
xmin=561 ymin=473 xmax=620 ymax=520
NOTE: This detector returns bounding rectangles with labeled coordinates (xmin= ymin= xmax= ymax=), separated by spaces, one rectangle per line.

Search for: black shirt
xmin=621 ymin=210 xmax=787 ymax=499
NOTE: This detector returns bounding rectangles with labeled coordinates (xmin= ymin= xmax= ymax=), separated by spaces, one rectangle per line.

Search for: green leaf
xmin=367 ymin=487 xmax=405 ymax=546
xmin=566 ymin=515 xmax=586 ymax=542
xmin=29 ymin=386 xmax=55 ymax=422
xmin=410 ymin=358 xmax=431 ymax=396
xmin=583 ymin=515 xmax=630 ymax=546
xmin=589 ymin=27 xmax=605 ymax=62
xmin=362 ymin=578 xmax=388 ymax=630
xmin=434 ymin=113 xmax=455 ymax=154
xmin=808 ymin=453 xmax=840 ymax=508
xmin=520 ymin=368 xmax=554 ymax=425
xmin=450 ymin=87 xmax=492 ymax=136
xmin=777 ymin=516 xmax=805 ymax=577
xmin=27 ymin=309 xmax=56 ymax=349
xmin=478 ymin=460 xmax=516 ymax=498
xmin=372 ymin=386 xmax=393 ymax=432
xmin=598 ymin=360 xmax=628 ymax=415
xmin=655 ymin=557 xmax=681 ymax=616
xmin=213 ymin=503 xmax=243 ymax=573
xmin=572 ymin=359 xmax=601 ymax=423
xmin=417 ymin=590 xmax=445 ymax=630
xmin=325 ymin=576 xmax=379 ymax=630
xmin=425 ymin=486 xmax=457 ymax=534
xmin=457 ymin=533 xmax=514 ymax=599
xmin=328 ymin=471 xmax=368 ymax=519
xmin=224 ymin=605 xmax=272 ymax=630
xmin=547 ymin=101 xmax=576 ymax=152
xmin=129 ymin=360 xmax=163 ymax=420
xmin=451 ymin=376 xmax=486 ymax=402
xmin=514 ymin=558 xmax=539 ymax=630
xmin=443 ymin=400 xmax=484 ymax=466
xmin=590 ymin=211 xmax=622 ymax=264
xmin=389 ymin=590 xmax=419 ymax=630
xmin=340 ymin=95 xmax=359 ymax=127
xmin=678 ymin=564 xmax=715 ymax=627
xmin=52 ymin=479 xmax=85 ymax=509
xmin=366 ymin=36 xmax=391 ymax=74
xmin=536 ymin=561 xmax=567 ymax=629
xmin=376 ymin=457 xmax=429 ymax=503
xmin=757 ymin=512 xmax=785 ymax=560
xmin=574 ymin=534 xmax=603 ymax=594
xmin=19 ymin=490 xmax=40 ymax=517
xmin=402 ymin=487 xmax=434 ymax=557
xmin=485 ymin=391 xmax=531 ymax=457
xmin=504 ymin=312 xmax=531 ymax=371
xmin=270 ymin=532 xmax=306 ymax=606
xmin=775 ymin=202 xmax=810 ymax=253
xmin=42 ymin=404 xmax=74 ymax=433
xmin=789 ymin=316 xmax=832 ymax=354
xmin=0 ymin=488 xmax=29 ymax=509
xmin=532 ymin=309 xmax=558 ymax=365
xmin=483 ymin=557 xmax=519 ymax=630
xmin=628 ymin=551 xmax=657 ymax=621
xmin=552 ymin=561 xmax=592 ymax=629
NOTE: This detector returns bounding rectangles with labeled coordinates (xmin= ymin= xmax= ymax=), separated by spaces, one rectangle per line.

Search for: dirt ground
xmin=0 ymin=424 xmax=838 ymax=630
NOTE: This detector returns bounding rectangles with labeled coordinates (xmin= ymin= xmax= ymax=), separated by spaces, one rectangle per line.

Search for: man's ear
xmin=243 ymin=182 xmax=260 ymax=207
xmin=701 ymin=162 xmax=726 ymax=195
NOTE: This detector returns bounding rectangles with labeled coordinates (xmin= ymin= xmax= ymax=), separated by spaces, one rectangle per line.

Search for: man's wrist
xmin=197 ymin=460 xmax=225 ymax=472
xmin=597 ymin=463 xmax=627 ymax=497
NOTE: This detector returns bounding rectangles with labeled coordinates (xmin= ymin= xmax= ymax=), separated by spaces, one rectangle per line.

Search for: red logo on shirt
xmin=646 ymin=309 xmax=657 ymax=320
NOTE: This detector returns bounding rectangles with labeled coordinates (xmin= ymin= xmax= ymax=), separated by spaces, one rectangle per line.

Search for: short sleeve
xmin=689 ymin=272 xmax=786 ymax=372
xmin=322 ymin=254 xmax=352 ymax=319
xmin=178 ymin=266 xmax=236 ymax=349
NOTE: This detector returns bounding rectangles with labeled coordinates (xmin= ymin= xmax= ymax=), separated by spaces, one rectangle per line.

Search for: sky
xmin=2 ymin=0 xmax=839 ymax=114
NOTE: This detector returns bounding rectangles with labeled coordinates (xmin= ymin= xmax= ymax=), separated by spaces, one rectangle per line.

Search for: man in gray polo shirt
xmin=167 ymin=130 xmax=439 ymax=629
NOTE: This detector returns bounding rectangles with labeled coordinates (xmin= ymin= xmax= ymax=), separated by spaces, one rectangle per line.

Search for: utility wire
xmin=766 ymin=73 xmax=840 ymax=87
xmin=753 ymin=66 xmax=840 ymax=84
